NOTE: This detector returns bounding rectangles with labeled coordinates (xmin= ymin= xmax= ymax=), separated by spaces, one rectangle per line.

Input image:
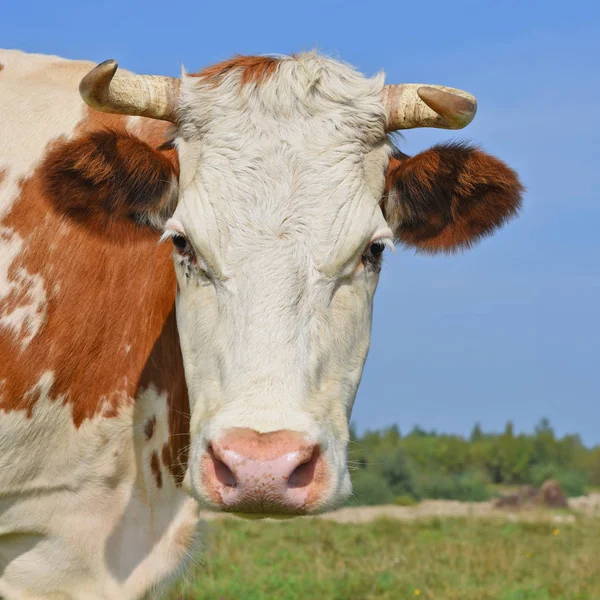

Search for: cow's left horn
xmin=382 ymin=84 xmax=477 ymax=131
xmin=79 ymin=60 xmax=180 ymax=122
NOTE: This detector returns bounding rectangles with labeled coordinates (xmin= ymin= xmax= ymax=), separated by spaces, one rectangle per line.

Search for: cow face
xmin=167 ymin=57 xmax=391 ymax=514
xmin=78 ymin=53 xmax=522 ymax=516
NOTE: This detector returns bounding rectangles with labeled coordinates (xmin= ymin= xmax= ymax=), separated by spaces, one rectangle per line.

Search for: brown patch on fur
xmin=0 ymin=163 xmax=177 ymax=425
xmin=144 ymin=415 xmax=156 ymax=440
xmin=0 ymin=63 xmax=4 ymax=72
xmin=162 ymin=443 xmax=173 ymax=474
xmin=191 ymin=55 xmax=280 ymax=86
xmin=0 ymin=111 xmax=185 ymax=434
xmin=42 ymin=129 xmax=177 ymax=238
xmin=150 ymin=450 xmax=163 ymax=488
xmin=78 ymin=109 xmax=179 ymax=183
xmin=1 ymin=67 xmax=189 ymax=488
xmin=139 ymin=308 xmax=190 ymax=486
xmin=133 ymin=118 xmax=180 ymax=176
xmin=80 ymin=108 xmax=129 ymax=133
xmin=384 ymin=142 xmax=523 ymax=253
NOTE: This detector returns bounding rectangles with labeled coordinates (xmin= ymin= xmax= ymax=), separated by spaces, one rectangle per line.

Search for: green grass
xmin=173 ymin=516 xmax=600 ymax=600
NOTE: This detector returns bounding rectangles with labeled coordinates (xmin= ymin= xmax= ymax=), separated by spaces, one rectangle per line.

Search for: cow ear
xmin=42 ymin=129 xmax=178 ymax=235
xmin=383 ymin=142 xmax=523 ymax=253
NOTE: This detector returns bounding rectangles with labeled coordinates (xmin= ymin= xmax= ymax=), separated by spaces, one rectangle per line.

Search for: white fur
xmin=0 ymin=373 xmax=200 ymax=599
xmin=172 ymin=53 xmax=394 ymax=510
xmin=0 ymin=226 xmax=47 ymax=348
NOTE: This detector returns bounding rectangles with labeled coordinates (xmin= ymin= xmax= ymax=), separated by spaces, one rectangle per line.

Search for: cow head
xmin=78 ymin=54 xmax=522 ymax=515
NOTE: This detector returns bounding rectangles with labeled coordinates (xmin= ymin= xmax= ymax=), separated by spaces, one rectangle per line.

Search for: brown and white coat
xmin=0 ymin=49 xmax=522 ymax=598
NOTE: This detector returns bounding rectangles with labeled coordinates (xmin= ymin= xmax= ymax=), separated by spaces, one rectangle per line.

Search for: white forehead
xmin=172 ymin=53 xmax=391 ymax=269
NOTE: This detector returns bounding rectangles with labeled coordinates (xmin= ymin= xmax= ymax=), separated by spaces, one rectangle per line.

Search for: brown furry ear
xmin=383 ymin=142 xmax=523 ymax=253
xmin=42 ymin=129 xmax=178 ymax=236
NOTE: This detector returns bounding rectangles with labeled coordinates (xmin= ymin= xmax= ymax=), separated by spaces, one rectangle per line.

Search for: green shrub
xmin=419 ymin=471 xmax=491 ymax=502
xmin=346 ymin=420 xmax=597 ymax=506
xmin=348 ymin=470 xmax=395 ymax=506
xmin=380 ymin=448 xmax=421 ymax=499
xmin=582 ymin=447 xmax=600 ymax=486
xmin=529 ymin=464 xmax=587 ymax=497
xmin=394 ymin=495 xmax=417 ymax=506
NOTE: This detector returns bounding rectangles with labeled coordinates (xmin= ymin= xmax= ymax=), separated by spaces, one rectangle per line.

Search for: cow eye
xmin=364 ymin=240 xmax=386 ymax=262
xmin=361 ymin=239 xmax=387 ymax=273
xmin=172 ymin=234 xmax=192 ymax=255
xmin=369 ymin=241 xmax=386 ymax=257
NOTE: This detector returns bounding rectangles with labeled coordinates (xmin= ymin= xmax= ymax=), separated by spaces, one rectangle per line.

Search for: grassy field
xmin=174 ymin=515 xmax=600 ymax=600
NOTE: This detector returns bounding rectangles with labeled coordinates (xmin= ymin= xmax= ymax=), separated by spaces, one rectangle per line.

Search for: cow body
xmin=0 ymin=49 xmax=522 ymax=598
xmin=0 ymin=50 xmax=197 ymax=599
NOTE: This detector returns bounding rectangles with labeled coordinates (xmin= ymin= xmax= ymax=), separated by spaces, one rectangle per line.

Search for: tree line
xmin=347 ymin=419 xmax=600 ymax=505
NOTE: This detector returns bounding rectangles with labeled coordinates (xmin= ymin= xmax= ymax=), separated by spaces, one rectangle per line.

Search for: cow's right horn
xmin=382 ymin=84 xmax=477 ymax=131
xmin=79 ymin=60 xmax=180 ymax=123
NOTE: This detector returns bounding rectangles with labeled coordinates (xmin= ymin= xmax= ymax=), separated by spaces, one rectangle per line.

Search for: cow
xmin=0 ymin=48 xmax=523 ymax=598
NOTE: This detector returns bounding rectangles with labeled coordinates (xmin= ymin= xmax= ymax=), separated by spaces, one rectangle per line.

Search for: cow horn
xmin=381 ymin=84 xmax=477 ymax=131
xmin=79 ymin=60 xmax=180 ymax=122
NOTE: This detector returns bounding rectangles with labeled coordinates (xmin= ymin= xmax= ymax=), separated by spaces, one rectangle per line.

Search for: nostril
xmin=288 ymin=446 xmax=320 ymax=489
xmin=208 ymin=444 xmax=236 ymax=488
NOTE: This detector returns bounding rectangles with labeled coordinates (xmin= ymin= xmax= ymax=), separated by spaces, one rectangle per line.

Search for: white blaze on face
xmin=168 ymin=54 xmax=393 ymax=509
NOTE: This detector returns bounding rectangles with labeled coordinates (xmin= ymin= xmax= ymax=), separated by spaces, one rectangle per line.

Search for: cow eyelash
xmin=161 ymin=230 xmax=202 ymax=283
xmin=171 ymin=234 xmax=193 ymax=256
xmin=362 ymin=237 xmax=394 ymax=272
xmin=162 ymin=226 xmax=225 ymax=283
xmin=160 ymin=230 xmax=194 ymax=257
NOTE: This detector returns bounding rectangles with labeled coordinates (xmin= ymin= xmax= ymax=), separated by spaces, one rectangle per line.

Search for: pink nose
xmin=202 ymin=428 xmax=326 ymax=514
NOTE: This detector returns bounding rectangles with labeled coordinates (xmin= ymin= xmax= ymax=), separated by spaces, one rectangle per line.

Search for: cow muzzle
xmin=200 ymin=428 xmax=328 ymax=515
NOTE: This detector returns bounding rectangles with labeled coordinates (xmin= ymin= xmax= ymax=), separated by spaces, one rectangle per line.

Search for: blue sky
xmin=3 ymin=0 xmax=599 ymax=444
